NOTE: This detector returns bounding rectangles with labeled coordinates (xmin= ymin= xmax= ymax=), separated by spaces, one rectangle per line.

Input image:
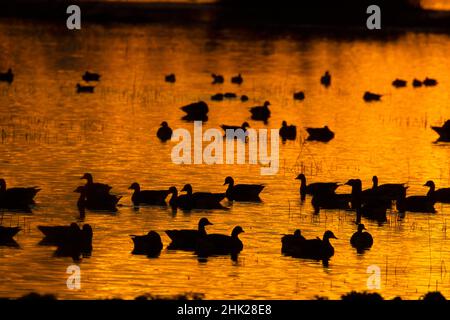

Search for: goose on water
xmin=128 ymin=182 xmax=171 ymax=206
xmin=180 ymin=101 xmax=209 ymax=121
xmin=293 ymin=91 xmax=305 ymax=100
xmin=423 ymin=77 xmax=437 ymax=86
xmin=74 ymin=186 xmax=121 ymax=212
xmin=250 ymin=101 xmax=271 ymax=122
xmin=306 ymin=126 xmax=334 ymax=142
xmin=282 ymin=230 xmax=337 ymax=261
xmin=0 ymin=178 xmax=40 ymax=209
xmin=392 ymin=79 xmax=407 ymax=88
xmin=166 ymin=217 xmax=213 ymax=250
xmin=281 ymin=229 xmax=306 ymax=255
xmin=196 ymin=226 xmax=244 ymax=256
xmin=211 ymin=74 xmax=224 ymax=84
xmin=165 ymin=74 xmax=176 ymax=83
xmin=279 ymin=121 xmax=297 ymax=141
xmin=396 ymin=183 xmax=436 ymax=213
xmin=295 ymin=173 xmax=339 ymax=201
xmin=82 ymin=71 xmax=100 ymax=82
xmin=130 ymin=231 xmax=163 ymax=257
xmin=412 ymin=79 xmax=423 ymax=87
xmin=76 ymin=83 xmax=94 ymax=93
xmin=180 ymin=184 xmax=226 ymax=209
xmin=157 ymin=121 xmax=173 ymax=142
xmin=425 ymin=180 xmax=450 ymax=203
xmin=363 ymin=91 xmax=382 ymax=102
xmin=320 ymin=71 xmax=331 ymax=87
xmin=231 ymin=74 xmax=243 ymax=85
xmin=223 ymin=176 xmax=264 ymax=202
xmin=350 ymin=224 xmax=373 ymax=252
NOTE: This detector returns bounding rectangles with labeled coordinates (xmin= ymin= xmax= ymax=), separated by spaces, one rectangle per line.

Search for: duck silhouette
xmin=311 ymin=192 xmax=351 ymax=214
xmin=196 ymin=226 xmax=244 ymax=257
xmin=284 ymin=230 xmax=337 ymax=261
xmin=82 ymin=71 xmax=100 ymax=82
xmin=250 ymin=101 xmax=271 ymax=122
xmin=396 ymin=183 xmax=436 ymax=213
xmin=392 ymin=79 xmax=407 ymax=88
xmin=0 ymin=226 xmax=21 ymax=243
xmin=180 ymin=101 xmax=209 ymax=121
xmin=167 ymin=186 xmax=192 ymax=210
xmin=74 ymin=186 xmax=121 ymax=212
xmin=131 ymin=231 xmax=163 ymax=257
xmin=76 ymin=83 xmax=94 ymax=93
xmin=211 ymin=93 xmax=224 ymax=101
xmin=224 ymin=92 xmax=237 ymax=98
xmin=320 ymin=71 xmax=331 ymax=87
xmin=231 ymin=74 xmax=243 ymax=85
xmin=223 ymin=176 xmax=264 ymax=202
xmin=165 ymin=74 xmax=176 ymax=83
xmin=279 ymin=121 xmax=297 ymax=141
xmin=0 ymin=68 xmax=13 ymax=83
xmin=295 ymin=173 xmax=339 ymax=201
xmin=293 ymin=91 xmax=305 ymax=100
xmin=181 ymin=184 xmax=227 ymax=209
xmin=166 ymin=217 xmax=213 ymax=250
xmin=364 ymin=176 xmax=407 ymax=201
xmin=157 ymin=121 xmax=173 ymax=142
xmin=240 ymin=95 xmax=249 ymax=102
xmin=281 ymin=229 xmax=306 ymax=255
xmin=306 ymin=126 xmax=334 ymax=142
xmin=425 ymin=180 xmax=450 ymax=203
xmin=0 ymin=178 xmax=40 ymax=209
xmin=80 ymin=173 xmax=112 ymax=197
xmin=211 ymin=74 xmax=224 ymax=84
xmin=128 ymin=182 xmax=171 ymax=206
xmin=345 ymin=179 xmax=388 ymax=222
xmin=423 ymin=77 xmax=437 ymax=86
xmin=431 ymin=120 xmax=450 ymax=142
xmin=412 ymin=79 xmax=423 ymax=87
xmin=363 ymin=91 xmax=382 ymax=102
xmin=350 ymin=224 xmax=373 ymax=252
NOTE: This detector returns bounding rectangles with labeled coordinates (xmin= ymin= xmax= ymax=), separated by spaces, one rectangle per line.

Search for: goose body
xmin=166 ymin=217 xmax=212 ymax=250
xmin=396 ymin=182 xmax=436 ymax=214
xmin=165 ymin=74 xmax=176 ymax=83
xmin=284 ymin=230 xmax=337 ymax=261
xmin=320 ymin=71 xmax=331 ymax=87
xmin=281 ymin=229 xmax=306 ymax=254
xmin=392 ymin=79 xmax=407 ymax=88
xmin=0 ymin=226 xmax=21 ymax=242
xmin=279 ymin=121 xmax=297 ymax=141
xmin=425 ymin=180 xmax=450 ymax=203
xmin=0 ymin=68 xmax=13 ymax=83
xmin=196 ymin=226 xmax=244 ymax=256
xmin=211 ymin=74 xmax=224 ymax=84
xmin=0 ymin=179 xmax=40 ymax=209
xmin=311 ymin=193 xmax=351 ymax=214
xmin=231 ymin=74 xmax=243 ymax=85
xmin=180 ymin=101 xmax=209 ymax=121
xmin=224 ymin=176 xmax=264 ymax=201
xmin=81 ymin=173 xmax=112 ymax=196
xmin=76 ymin=83 xmax=94 ymax=93
xmin=129 ymin=182 xmax=170 ymax=206
xmin=306 ymin=126 xmax=334 ymax=142
xmin=431 ymin=120 xmax=450 ymax=141
xmin=364 ymin=176 xmax=407 ymax=201
xmin=293 ymin=91 xmax=305 ymax=100
xmin=240 ymin=95 xmax=249 ymax=102
xmin=295 ymin=173 xmax=339 ymax=201
xmin=179 ymin=184 xmax=226 ymax=209
xmin=363 ymin=91 xmax=382 ymax=102
xmin=82 ymin=71 xmax=100 ymax=82
xmin=350 ymin=224 xmax=373 ymax=251
xmin=423 ymin=77 xmax=437 ymax=86
xmin=412 ymin=79 xmax=422 ymax=87
xmin=131 ymin=231 xmax=163 ymax=256
xmin=157 ymin=121 xmax=173 ymax=142
xmin=250 ymin=101 xmax=271 ymax=121
xmin=211 ymin=93 xmax=224 ymax=101
xmin=75 ymin=186 xmax=121 ymax=211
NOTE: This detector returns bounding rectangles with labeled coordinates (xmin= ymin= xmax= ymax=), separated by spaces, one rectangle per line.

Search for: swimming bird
xmin=363 ymin=91 xmax=382 ymax=102
xmin=320 ymin=71 xmax=331 ymax=87
xmin=224 ymin=92 xmax=237 ymax=98
xmin=0 ymin=226 xmax=21 ymax=243
xmin=295 ymin=173 xmax=339 ymax=201
xmin=0 ymin=68 xmax=13 ymax=83
xmin=306 ymin=126 xmax=334 ymax=142
xmin=80 ymin=173 xmax=112 ymax=197
xmin=281 ymin=229 xmax=306 ymax=255
xmin=350 ymin=224 xmax=373 ymax=252
xmin=425 ymin=180 xmax=450 ymax=203
xmin=431 ymin=120 xmax=450 ymax=141
xmin=211 ymin=93 xmax=224 ymax=101
xmin=392 ymin=79 xmax=407 ymax=88
xmin=364 ymin=176 xmax=407 ymax=201
xmin=196 ymin=226 xmax=244 ymax=256
xmin=0 ymin=179 xmax=40 ymax=209
xmin=423 ymin=77 xmax=437 ymax=86
xmin=180 ymin=184 xmax=226 ymax=209
xmin=240 ymin=95 xmax=249 ymax=102
xmin=167 ymin=186 xmax=192 ymax=210
xmin=180 ymin=101 xmax=209 ymax=121
xmin=311 ymin=192 xmax=351 ymax=214
xmin=165 ymin=74 xmax=176 ymax=83
xmin=74 ymin=186 xmax=121 ymax=211
xmin=284 ymin=230 xmax=337 ymax=261
xmin=157 ymin=121 xmax=173 ymax=142
xmin=76 ymin=83 xmax=94 ymax=93
xmin=166 ymin=217 xmax=213 ymax=250
xmin=293 ymin=91 xmax=305 ymax=100
xmin=279 ymin=121 xmax=297 ymax=141
xmin=223 ymin=176 xmax=264 ymax=202
xmin=211 ymin=74 xmax=224 ymax=84
xmin=82 ymin=71 xmax=100 ymax=82
xmin=412 ymin=79 xmax=423 ymax=87
xmin=396 ymin=185 xmax=436 ymax=213
xmin=231 ymin=74 xmax=243 ymax=85
xmin=221 ymin=122 xmax=250 ymax=133
xmin=128 ymin=182 xmax=171 ymax=206
xmin=130 ymin=231 xmax=163 ymax=257
xmin=250 ymin=101 xmax=271 ymax=122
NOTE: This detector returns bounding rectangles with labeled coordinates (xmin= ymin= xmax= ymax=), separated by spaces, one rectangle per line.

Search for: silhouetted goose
xmin=223 ymin=176 xmax=264 ymax=201
xmin=81 ymin=173 xmax=112 ymax=197
xmin=412 ymin=79 xmax=422 ymax=87
xmin=211 ymin=74 xmax=224 ymax=84
xmin=180 ymin=101 xmax=209 ymax=121
xmin=157 ymin=121 xmax=173 ymax=142
xmin=221 ymin=122 xmax=250 ymax=133
xmin=425 ymin=180 xmax=450 ymax=203
xmin=165 ymin=74 xmax=176 ymax=83
xmin=363 ymin=91 xmax=382 ymax=102
xmin=279 ymin=121 xmax=297 ymax=141
xmin=0 ymin=178 xmax=40 ymax=209
xmin=180 ymin=184 xmax=226 ymax=209
xmin=128 ymin=182 xmax=171 ymax=206
xmin=345 ymin=179 xmax=389 ymax=221
xmin=131 ymin=231 xmax=163 ymax=257
xmin=224 ymin=92 xmax=237 ymax=98
xmin=231 ymin=74 xmax=243 ymax=85
xmin=311 ymin=193 xmax=351 ymax=214
xmin=392 ymin=79 xmax=407 ymax=88
xmin=240 ymin=95 xmax=249 ymax=102
xmin=320 ymin=71 xmax=331 ymax=87
xmin=431 ymin=120 xmax=450 ymax=141
xmin=365 ymin=176 xmax=407 ymax=201
xmin=76 ymin=83 xmax=94 ymax=93
xmin=0 ymin=68 xmax=13 ymax=83
xmin=250 ymin=101 xmax=271 ymax=121
xmin=74 ymin=186 xmax=121 ymax=211
xmin=306 ymin=126 xmax=334 ymax=142
xmin=211 ymin=93 xmax=224 ymax=101
xmin=396 ymin=184 xmax=436 ymax=213
xmin=295 ymin=174 xmax=339 ymax=201
xmin=0 ymin=226 xmax=21 ymax=242
xmin=82 ymin=71 xmax=100 ymax=82
xmin=281 ymin=229 xmax=306 ymax=255
xmin=166 ymin=217 xmax=213 ymax=250
xmin=285 ymin=230 xmax=337 ymax=261
xmin=293 ymin=91 xmax=305 ymax=100
xmin=423 ymin=77 xmax=437 ymax=86
xmin=168 ymin=186 xmax=192 ymax=210
xmin=196 ymin=226 xmax=244 ymax=256
xmin=350 ymin=224 xmax=373 ymax=252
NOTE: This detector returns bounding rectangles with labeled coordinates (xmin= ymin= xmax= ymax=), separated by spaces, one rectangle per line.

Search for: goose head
xmin=293 ymin=229 xmax=302 ymax=237
xmin=357 ymin=224 xmax=366 ymax=233
xmin=181 ymin=184 xmax=193 ymax=195
xmin=295 ymin=173 xmax=306 ymax=183
xmin=345 ymin=179 xmax=362 ymax=192
xmin=81 ymin=173 xmax=93 ymax=183
xmin=160 ymin=121 xmax=168 ymax=127
xmin=323 ymin=230 xmax=338 ymax=241
xmin=224 ymin=176 xmax=235 ymax=186
xmin=282 ymin=121 xmax=288 ymax=127
xmin=241 ymin=122 xmax=250 ymax=129
xmin=263 ymin=101 xmax=271 ymax=108
xmin=231 ymin=226 xmax=244 ymax=238
xmin=198 ymin=217 xmax=213 ymax=228
xmin=168 ymin=186 xmax=178 ymax=195
xmin=128 ymin=182 xmax=140 ymax=192
xmin=424 ymin=180 xmax=435 ymax=189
